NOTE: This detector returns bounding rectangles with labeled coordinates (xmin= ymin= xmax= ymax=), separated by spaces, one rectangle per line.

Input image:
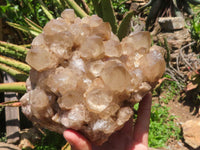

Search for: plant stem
xmin=0 ymin=101 xmax=21 ymax=107
xmin=0 ymin=46 xmax=26 ymax=61
xmin=0 ymin=82 xmax=26 ymax=93
xmin=0 ymin=55 xmax=30 ymax=73
xmin=0 ymin=63 xmax=28 ymax=81
xmin=66 ymin=0 xmax=88 ymax=18
xmin=38 ymin=0 xmax=54 ymax=20
xmin=0 ymin=41 xmax=29 ymax=55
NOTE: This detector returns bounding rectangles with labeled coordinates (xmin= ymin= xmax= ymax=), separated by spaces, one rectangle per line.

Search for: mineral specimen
xmin=20 ymin=9 xmax=166 ymax=145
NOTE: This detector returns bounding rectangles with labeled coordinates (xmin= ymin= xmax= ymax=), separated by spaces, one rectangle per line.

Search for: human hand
xmin=63 ymin=93 xmax=152 ymax=150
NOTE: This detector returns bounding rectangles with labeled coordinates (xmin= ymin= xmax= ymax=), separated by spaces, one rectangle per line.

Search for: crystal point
xmin=21 ymin=9 xmax=166 ymax=145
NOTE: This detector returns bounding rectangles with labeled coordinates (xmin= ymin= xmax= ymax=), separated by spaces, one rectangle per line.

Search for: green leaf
xmin=25 ymin=17 xmax=43 ymax=33
xmin=38 ymin=0 xmax=54 ymax=20
xmin=101 ymin=0 xmax=118 ymax=34
xmin=7 ymin=21 xmax=41 ymax=36
xmin=117 ymin=10 xmax=134 ymax=40
xmin=65 ymin=0 xmax=88 ymax=18
xmin=91 ymin=0 xmax=103 ymax=18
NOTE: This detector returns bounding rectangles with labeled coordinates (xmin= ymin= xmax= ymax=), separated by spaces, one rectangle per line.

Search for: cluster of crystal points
xmin=20 ymin=9 xmax=165 ymax=145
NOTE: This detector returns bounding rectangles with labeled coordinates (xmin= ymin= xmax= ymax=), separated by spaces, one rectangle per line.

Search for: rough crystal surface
xmin=21 ymin=9 xmax=166 ymax=145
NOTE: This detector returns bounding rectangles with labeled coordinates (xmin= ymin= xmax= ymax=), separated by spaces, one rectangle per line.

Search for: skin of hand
xmin=63 ymin=92 xmax=152 ymax=150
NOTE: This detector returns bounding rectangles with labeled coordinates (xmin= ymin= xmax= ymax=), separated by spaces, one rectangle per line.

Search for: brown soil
xmin=153 ymin=92 xmax=200 ymax=150
xmin=166 ymin=100 xmax=198 ymax=150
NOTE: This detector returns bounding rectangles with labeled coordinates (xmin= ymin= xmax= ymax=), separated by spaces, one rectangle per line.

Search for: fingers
xmin=63 ymin=129 xmax=92 ymax=150
xmin=132 ymin=92 xmax=152 ymax=147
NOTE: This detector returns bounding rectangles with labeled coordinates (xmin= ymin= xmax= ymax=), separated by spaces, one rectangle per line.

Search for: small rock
xmin=182 ymin=118 xmax=200 ymax=149
xmin=158 ymin=17 xmax=185 ymax=31
xmin=18 ymin=128 xmax=41 ymax=149
xmin=156 ymin=28 xmax=191 ymax=50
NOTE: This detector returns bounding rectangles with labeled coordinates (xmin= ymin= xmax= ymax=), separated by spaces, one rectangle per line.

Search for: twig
xmin=166 ymin=68 xmax=183 ymax=89
xmin=179 ymin=41 xmax=196 ymax=71
xmin=61 ymin=142 xmax=71 ymax=150
xmin=169 ymin=63 xmax=184 ymax=79
xmin=176 ymin=55 xmax=180 ymax=73
xmin=80 ymin=0 xmax=90 ymax=14
xmin=0 ymin=100 xmax=21 ymax=107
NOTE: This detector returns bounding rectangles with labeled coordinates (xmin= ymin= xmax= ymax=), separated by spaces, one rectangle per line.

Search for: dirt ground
xmin=154 ymin=93 xmax=200 ymax=150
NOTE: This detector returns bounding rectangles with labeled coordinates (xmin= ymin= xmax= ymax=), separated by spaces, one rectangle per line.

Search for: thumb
xmin=63 ymin=129 xmax=92 ymax=150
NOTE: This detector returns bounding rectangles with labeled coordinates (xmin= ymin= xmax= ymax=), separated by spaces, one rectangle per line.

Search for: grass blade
xmin=0 ymin=82 xmax=26 ymax=93
xmin=0 ymin=55 xmax=31 ymax=74
xmin=101 ymin=0 xmax=118 ymax=34
xmin=38 ymin=0 xmax=54 ymax=20
xmin=117 ymin=10 xmax=134 ymax=40
xmin=7 ymin=22 xmax=41 ymax=37
xmin=66 ymin=0 xmax=88 ymax=18
xmin=25 ymin=18 xmax=43 ymax=33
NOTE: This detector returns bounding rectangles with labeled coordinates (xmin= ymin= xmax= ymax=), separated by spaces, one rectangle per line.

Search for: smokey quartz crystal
xmin=20 ymin=9 xmax=166 ymax=145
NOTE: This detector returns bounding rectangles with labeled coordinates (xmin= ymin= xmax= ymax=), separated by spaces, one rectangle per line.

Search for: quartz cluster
xmin=20 ymin=9 xmax=166 ymax=145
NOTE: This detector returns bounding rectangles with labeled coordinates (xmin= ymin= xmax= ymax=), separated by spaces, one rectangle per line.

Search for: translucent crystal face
xmin=79 ymin=35 xmax=104 ymax=59
xmin=85 ymin=88 xmax=113 ymax=113
xmin=100 ymin=60 xmax=131 ymax=92
xmin=21 ymin=9 xmax=166 ymax=145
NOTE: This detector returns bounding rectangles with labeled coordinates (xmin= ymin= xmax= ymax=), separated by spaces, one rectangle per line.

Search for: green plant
xmin=134 ymin=103 xmax=181 ymax=148
xmin=160 ymin=80 xmax=180 ymax=104
xmin=0 ymin=0 xmax=59 ymax=28
xmin=31 ymin=130 xmax=66 ymax=150
xmin=0 ymin=0 xmax=136 ymax=91
xmin=112 ymin=0 xmax=129 ymax=16
xmin=190 ymin=12 xmax=200 ymax=51
xmin=153 ymin=74 xmax=180 ymax=104
xmin=191 ymin=5 xmax=200 ymax=13
xmin=0 ymin=41 xmax=29 ymax=92
xmin=1 ymin=0 xmax=135 ymax=39
xmin=149 ymin=104 xmax=181 ymax=148
xmin=0 ymin=133 xmax=7 ymax=143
